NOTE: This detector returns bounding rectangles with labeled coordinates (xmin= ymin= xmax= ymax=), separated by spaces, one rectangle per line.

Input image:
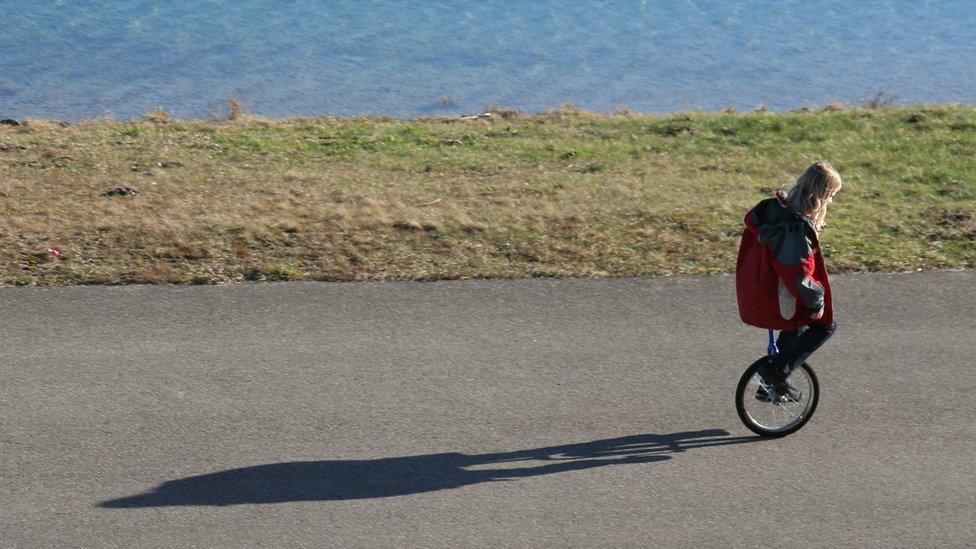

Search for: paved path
xmin=2 ymin=272 xmax=974 ymax=547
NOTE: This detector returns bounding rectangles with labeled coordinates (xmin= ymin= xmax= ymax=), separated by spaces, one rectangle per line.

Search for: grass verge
xmin=1 ymin=105 xmax=975 ymax=285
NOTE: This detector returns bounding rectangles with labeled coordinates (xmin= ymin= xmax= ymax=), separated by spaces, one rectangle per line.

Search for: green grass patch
xmin=1 ymin=105 xmax=975 ymax=285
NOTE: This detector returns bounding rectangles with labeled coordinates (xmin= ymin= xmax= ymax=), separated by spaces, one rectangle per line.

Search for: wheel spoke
xmin=775 ymin=402 xmax=798 ymax=418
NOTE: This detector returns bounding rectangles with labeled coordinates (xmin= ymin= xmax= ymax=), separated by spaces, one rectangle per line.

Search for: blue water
xmin=2 ymin=1 xmax=975 ymax=120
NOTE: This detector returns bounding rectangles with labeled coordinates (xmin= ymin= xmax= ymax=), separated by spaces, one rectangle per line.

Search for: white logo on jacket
xmin=778 ymin=279 xmax=796 ymax=319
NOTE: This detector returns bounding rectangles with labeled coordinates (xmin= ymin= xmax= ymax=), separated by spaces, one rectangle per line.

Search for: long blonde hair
xmin=786 ymin=162 xmax=842 ymax=232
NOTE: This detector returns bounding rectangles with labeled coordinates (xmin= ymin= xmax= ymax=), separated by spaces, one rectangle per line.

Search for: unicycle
xmin=735 ymin=330 xmax=819 ymax=437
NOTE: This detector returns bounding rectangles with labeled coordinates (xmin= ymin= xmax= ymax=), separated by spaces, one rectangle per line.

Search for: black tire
xmin=735 ymin=357 xmax=819 ymax=438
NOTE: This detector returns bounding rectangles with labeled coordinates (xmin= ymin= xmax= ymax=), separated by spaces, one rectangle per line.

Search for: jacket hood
xmin=745 ymin=192 xmax=819 ymax=245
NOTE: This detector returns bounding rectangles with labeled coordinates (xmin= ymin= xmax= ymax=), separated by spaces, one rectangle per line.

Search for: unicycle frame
xmin=735 ymin=329 xmax=819 ymax=437
xmin=766 ymin=329 xmax=779 ymax=356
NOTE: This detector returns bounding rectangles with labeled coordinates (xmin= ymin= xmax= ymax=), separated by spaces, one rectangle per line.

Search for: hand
xmin=809 ymin=308 xmax=824 ymax=320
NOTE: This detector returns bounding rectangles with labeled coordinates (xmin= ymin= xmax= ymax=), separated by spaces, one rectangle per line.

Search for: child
xmin=735 ymin=162 xmax=842 ymax=401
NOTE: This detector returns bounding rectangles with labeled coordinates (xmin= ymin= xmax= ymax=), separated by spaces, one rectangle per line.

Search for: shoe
xmin=755 ymin=357 xmax=801 ymax=403
xmin=755 ymin=379 xmax=802 ymax=403
xmin=775 ymin=379 xmax=802 ymax=402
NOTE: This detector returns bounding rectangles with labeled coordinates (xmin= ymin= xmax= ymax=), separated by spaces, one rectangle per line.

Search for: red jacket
xmin=736 ymin=192 xmax=833 ymax=330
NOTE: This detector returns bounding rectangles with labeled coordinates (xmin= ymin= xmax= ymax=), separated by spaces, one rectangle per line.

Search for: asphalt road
xmin=2 ymin=272 xmax=974 ymax=547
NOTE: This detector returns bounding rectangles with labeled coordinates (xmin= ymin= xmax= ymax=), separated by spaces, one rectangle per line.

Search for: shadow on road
xmin=100 ymin=429 xmax=761 ymax=508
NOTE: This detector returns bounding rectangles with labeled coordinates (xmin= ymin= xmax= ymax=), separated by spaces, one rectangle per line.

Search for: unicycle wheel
xmin=735 ymin=357 xmax=819 ymax=437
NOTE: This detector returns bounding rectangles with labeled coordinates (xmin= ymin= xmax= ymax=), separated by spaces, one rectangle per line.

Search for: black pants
xmin=766 ymin=321 xmax=837 ymax=381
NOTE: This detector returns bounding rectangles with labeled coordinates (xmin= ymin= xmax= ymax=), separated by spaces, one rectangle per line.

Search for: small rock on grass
xmin=101 ymin=186 xmax=138 ymax=197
